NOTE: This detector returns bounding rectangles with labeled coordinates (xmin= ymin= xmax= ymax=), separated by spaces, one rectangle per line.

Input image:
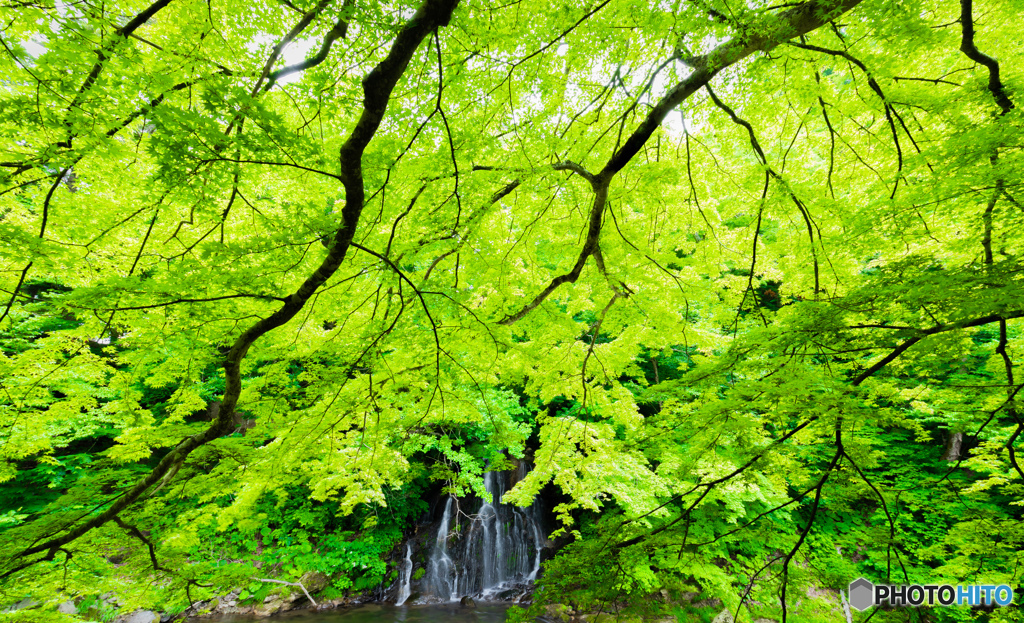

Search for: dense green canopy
xmin=1 ymin=0 xmax=1022 ymax=619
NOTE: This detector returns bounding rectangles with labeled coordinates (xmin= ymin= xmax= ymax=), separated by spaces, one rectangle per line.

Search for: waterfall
xmin=526 ymin=510 xmax=543 ymax=581
xmin=421 ymin=464 xmax=544 ymax=602
xmin=396 ymin=543 xmax=413 ymax=606
xmin=426 ymin=496 xmax=456 ymax=599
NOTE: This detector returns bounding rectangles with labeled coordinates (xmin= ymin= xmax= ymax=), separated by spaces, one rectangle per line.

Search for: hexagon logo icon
xmin=849 ymin=578 xmax=875 ymax=611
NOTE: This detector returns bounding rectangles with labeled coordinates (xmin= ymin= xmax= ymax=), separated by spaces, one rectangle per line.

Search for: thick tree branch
xmin=959 ymin=0 xmax=1014 ymax=115
xmin=251 ymin=0 xmax=333 ymax=95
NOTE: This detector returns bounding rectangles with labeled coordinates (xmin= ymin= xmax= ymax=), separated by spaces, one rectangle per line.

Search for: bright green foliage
xmin=2 ymin=0 xmax=1024 ymax=620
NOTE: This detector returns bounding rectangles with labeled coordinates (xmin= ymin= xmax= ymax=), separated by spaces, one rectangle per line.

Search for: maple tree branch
xmin=611 ymin=415 xmax=820 ymax=550
xmin=59 ymin=0 xmax=176 ymax=149
xmin=264 ymin=0 xmax=354 ymax=90
xmin=498 ymin=182 xmax=608 ymax=325
xmin=851 ymin=310 xmax=1024 ymax=387
xmin=196 ymin=157 xmax=341 ymax=180
xmin=892 ymin=75 xmax=961 ymax=87
xmin=789 ymin=41 xmax=904 ymax=197
xmin=503 ymin=0 xmax=864 ymax=324
xmin=610 ymin=310 xmax=1024 ymax=559
xmin=0 ymin=169 xmax=67 ymax=327
xmin=705 ymin=84 xmax=822 ymax=296
xmin=251 ymin=0 xmax=332 ymax=94
xmin=603 ymin=0 xmax=863 ymax=177
xmin=113 ymin=517 xmax=165 ymax=572
xmin=958 ymin=0 xmax=1014 ymax=115
xmin=85 ymin=294 xmax=287 ymax=311
xmin=351 ymin=243 xmax=441 ymax=364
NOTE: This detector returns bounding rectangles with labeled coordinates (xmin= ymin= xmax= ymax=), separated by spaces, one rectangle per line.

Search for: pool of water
xmin=196 ymin=603 xmax=514 ymax=623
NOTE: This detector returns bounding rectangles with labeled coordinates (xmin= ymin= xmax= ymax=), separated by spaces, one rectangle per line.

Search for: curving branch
xmin=84 ymin=293 xmax=287 ymax=312
xmin=196 ymin=157 xmax=342 ymax=180
xmin=956 ymin=0 xmax=1018 ymax=478
xmin=498 ymin=179 xmax=607 ymax=325
xmin=0 ymin=169 xmax=67 ymax=327
xmin=850 ymin=310 xmax=1024 ymax=387
xmin=959 ymin=0 xmax=1014 ymax=115
xmin=251 ymin=0 xmax=334 ymax=94
xmin=113 ymin=517 xmax=165 ymax=572
xmin=780 ymin=447 xmax=842 ymax=623
xmin=789 ymin=41 xmax=904 ymax=197
xmin=704 ymin=84 xmax=823 ymax=297
xmin=59 ymin=0 xmax=177 ymax=149
xmin=602 ymin=0 xmax=863 ymax=177
xmin=264 ymin=0 xmax=354 ymax=90
xmin=501 ymin=0 xmax=864 ymax=324
xmin=351 ymin=243 xmax=441 ymax=367
xmin=611 ymin=415 xmax=820 ymax=550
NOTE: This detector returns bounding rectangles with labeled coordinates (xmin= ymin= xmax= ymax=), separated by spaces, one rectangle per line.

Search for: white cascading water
xmin=396 ymin=543 xmax=413 ymax=605
xmin=525 ymin=507 xmax=543 ymax=582
xmin=427 ymin=496 xmax=456 ymax=600
xmin=422 ymin=463 xmax=544 ymax=602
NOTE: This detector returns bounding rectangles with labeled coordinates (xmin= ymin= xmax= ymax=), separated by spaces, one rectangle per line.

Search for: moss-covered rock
xmin=300 ymin=571 xmax=330 ymax=594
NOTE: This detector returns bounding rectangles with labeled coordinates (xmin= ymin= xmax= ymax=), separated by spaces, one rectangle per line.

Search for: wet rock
xmin=312 ymin=597 xmax=347 ymax=612
xmin=253 ymin=597 xmax=286 ymax=617
xmin=300 ymin=570 xmax=330 ymax=594
xmin=711 ymin=608 xmax=734 ymax=623
xmin=460 ymin=596 xmax=477 ymax=607
xmin=115 ymin=610 xmax=160 ymax=623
